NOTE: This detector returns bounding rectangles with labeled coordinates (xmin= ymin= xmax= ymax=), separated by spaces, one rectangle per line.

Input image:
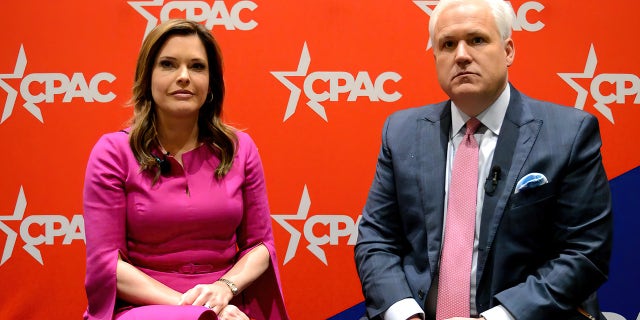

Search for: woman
xmin=83 ymin=19 xmax=288 ymax=320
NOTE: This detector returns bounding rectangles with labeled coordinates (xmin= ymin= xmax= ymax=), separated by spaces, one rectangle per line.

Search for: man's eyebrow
xmin=438 ymin=28 xmax=489 ymax=37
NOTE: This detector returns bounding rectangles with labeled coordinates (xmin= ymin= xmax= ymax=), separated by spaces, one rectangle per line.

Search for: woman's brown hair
xmin=128 ymin=19 xmax=236 ymax=181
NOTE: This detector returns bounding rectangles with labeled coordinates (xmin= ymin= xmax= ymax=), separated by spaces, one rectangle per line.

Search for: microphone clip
xmin=154 ymin=152 xmax=171 ymax=175
xmin=484 ymin=165 xmax=501 ymax=196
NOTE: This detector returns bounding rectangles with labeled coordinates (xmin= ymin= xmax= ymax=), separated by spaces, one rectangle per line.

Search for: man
xmin=354 ymin=0 xmax=613 ymax=319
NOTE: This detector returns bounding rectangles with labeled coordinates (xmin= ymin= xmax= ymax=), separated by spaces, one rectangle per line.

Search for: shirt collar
xmin=450 ymin=83 xmax=510 ymax=138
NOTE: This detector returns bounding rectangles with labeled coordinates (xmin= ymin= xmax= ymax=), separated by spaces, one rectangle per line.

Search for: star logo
xmin=128 ymin=0 xmax=164 ymax=40
xmin=271 ymin=185 xmax=312 ymax=265
xmin=558 ymin=44 xmax=615 ymax=123
xmin=0 ymin=186 xmax=85 ymax=266
xmin=271 ymin=42 xmax=329 ymax=122
xmin=0 ymin=45 xmax=43 ymax=124
xmin=272 ymin=185 xmax=361 ymax=266
xmin=413 ymin=0 xmax=440 ymax=50
xmin=0 ymin=186 xmax=27 ymax=266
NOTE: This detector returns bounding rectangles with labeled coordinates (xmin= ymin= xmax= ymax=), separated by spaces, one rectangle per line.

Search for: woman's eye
xmin=191 ymin=63 xmax=206 ymax=70
xmin=159 ymin=60 xmax=174 ymax=68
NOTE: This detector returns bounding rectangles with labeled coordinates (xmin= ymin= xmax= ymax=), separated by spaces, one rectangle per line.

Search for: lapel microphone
xmin=153 ymin=151 xmax=171 ymax=175
xmin=484 ymin=165 xmax=501 ymax=196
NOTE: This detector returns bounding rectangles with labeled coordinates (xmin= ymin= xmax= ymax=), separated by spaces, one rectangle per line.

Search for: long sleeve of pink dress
xmin=82 ymin=130 xmax=289 ymax=320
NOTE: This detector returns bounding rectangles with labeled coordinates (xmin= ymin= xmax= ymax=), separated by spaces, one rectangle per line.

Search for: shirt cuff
xmin=480 ymin=305 xmax=516 ymax=320
xmin=383 ymin=298 xmax=424 ymax=320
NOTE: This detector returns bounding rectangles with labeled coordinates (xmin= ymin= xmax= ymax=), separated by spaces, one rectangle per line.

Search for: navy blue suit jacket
xmin=354 ymin=86 xmax=613 ymax=320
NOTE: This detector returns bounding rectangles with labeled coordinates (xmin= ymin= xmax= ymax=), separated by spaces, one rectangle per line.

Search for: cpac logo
xmin=272 ymin=185 xmax=361 ymax=265
xmin=414 ymin=0 xmax=545 ymax=50
xmin=129 ymin=0 xmax=258 ymax=39
xmin=558 ymin=44 xmax=639 ymax=124
xmin=271 ymin=42 xmax=402 ymax=122
xmin=0 ymin=45 xmax=116 ymax=124
xmin=0 ymin=186 xmax=85 ymax=266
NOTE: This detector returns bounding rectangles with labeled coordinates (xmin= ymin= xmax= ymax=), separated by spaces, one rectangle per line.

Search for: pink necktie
xmin=436 ymin=117 xmax=481 ymax=320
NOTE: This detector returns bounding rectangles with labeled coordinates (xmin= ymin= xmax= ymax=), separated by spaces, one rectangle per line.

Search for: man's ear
xmin=505 ymin=38 xmax=515 ymax=67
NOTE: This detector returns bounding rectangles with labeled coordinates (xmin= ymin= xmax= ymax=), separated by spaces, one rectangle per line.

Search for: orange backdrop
xmin=0 ymin=1 xmax=638 ymax=319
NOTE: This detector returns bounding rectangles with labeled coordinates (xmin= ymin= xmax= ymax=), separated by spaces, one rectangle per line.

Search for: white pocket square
xmin=515 ymin=172 xmax=548 ymax=194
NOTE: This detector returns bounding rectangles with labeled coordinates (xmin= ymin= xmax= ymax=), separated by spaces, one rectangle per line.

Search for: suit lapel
xmin=476 ymin=87 xmax=543 ymax=282
xmin=416 ymin=102 xmax=451 ymax=274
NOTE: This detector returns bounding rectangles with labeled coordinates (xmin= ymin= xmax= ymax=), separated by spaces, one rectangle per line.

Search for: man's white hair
xmin=428 ymin=0 xmax=515 ymax=44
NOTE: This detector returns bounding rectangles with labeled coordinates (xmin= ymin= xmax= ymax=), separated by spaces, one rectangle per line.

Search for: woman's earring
xmin=208 ymin=92 xmax=214 ymax=103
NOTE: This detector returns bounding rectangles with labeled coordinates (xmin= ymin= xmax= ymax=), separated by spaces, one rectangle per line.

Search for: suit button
xmin=418 ymin=290 xmax=425 ymax=299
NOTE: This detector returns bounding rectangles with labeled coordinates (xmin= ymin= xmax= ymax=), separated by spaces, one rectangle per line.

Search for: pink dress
xmin=82 ymin=130 xmax=289 ymax=320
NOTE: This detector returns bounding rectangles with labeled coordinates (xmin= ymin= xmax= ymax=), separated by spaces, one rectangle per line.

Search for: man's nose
xmin=455 ymin=41 xmax=472 ymax=63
